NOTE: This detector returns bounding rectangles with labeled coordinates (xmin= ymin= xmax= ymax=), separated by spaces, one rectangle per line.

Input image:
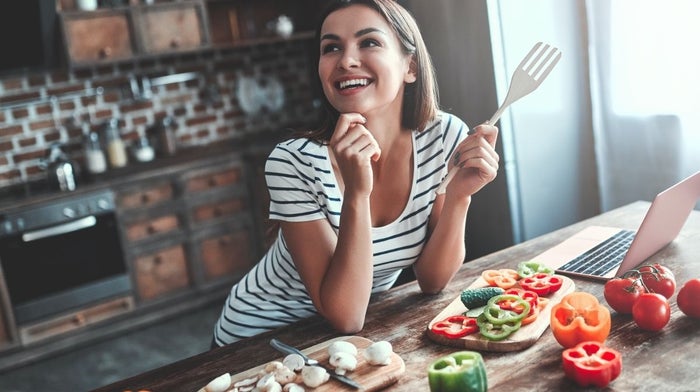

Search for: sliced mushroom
xmin=203 ymin=372 xmax=231 ymax=392
xmin=282 ymin=353 xmax=306 ymax=372
xmin=364 ymin=340 xmax=393 ymax=366
xmin=264 ymin=361 xmax=285 ymax=373
xmin=232 ymin=376 xmax=259 ymax=388
xmin=301 ymin=366 xmax=330 ymax=388
xmin=282 ymin=383 xmax=306 ymax=392
xmin=257 ymin=373 xmax=283 ymax=392
xmin=327 ymin=340 xmax=358 ymax=357
xmin=329 ymin=351 xmax=357 ymax=375
xmin=274 ymin=366 xmax=297 ymax=385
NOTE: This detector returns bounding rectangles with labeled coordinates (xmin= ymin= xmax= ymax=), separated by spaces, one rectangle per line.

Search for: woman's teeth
xmin=339 ymin=79 xmax=369 ymax=89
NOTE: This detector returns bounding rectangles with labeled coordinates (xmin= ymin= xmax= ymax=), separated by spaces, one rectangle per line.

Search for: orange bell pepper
xmin=481 ymin=269 xmax=520 ymax=289
xmin=550 ymin=292 xmax=611 ymax=348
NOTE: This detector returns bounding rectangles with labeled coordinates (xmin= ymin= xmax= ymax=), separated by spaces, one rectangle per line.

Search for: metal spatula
xmin=436 ymin=42 xmax=562 ymax=194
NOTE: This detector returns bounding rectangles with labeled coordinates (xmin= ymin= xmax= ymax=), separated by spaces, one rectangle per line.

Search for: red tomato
xmin=632 ymin=293 xmax=670 ymax=331
xmin=604 ymin=277 xmax=645 ymax=314
xmin=677 ymin=278 xmax=700 ymax=318
xmin=638 ymin=264 xmax=676 ymax=298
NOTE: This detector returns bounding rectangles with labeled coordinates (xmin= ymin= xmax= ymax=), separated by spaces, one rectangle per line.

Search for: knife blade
xmin=269 ymin=338 xmax=363 ymax=390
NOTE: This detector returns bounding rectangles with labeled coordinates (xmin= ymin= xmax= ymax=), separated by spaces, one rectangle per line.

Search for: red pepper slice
xmin=562 ymin=341 xmax=622 ymax=388
xmin=520 ymin=273 xmax=563 ymax=296
xmin=431 ymin=315 xmax=479 ymax=339
xmin=504 ymin=288 xmax=540 ymax=325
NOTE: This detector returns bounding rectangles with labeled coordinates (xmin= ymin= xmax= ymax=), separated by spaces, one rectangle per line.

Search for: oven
xmin=0 ymin=189 xmax=131 ymax=325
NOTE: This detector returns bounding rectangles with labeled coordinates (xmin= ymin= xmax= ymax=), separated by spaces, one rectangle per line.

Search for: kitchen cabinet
xmin=57 ymin=0 xmax=211 ymax=67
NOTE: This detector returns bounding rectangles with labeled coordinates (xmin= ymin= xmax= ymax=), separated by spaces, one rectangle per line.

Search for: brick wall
xmin=0 ymin=37 xmax=320 ymax=189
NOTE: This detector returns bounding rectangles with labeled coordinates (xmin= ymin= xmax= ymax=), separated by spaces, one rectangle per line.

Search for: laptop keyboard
xmin=558 ymin=229 xmax=637 ymax=276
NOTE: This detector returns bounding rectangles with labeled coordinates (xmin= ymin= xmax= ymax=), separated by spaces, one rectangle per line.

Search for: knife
xmin=269 ymin=338 xmax=363 ymax=390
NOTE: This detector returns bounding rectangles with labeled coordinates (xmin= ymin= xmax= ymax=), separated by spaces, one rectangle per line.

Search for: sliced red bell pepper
xmin=519 ymin=273 xmax=564 ymax=296
xmin=431 ymin=315 xmax=479 ymax=339
xmin=562 ymin=341 xmax=622 ymax=388
xmin=502 ymin=288 xmax=540 ymax=325
xmin=481 ymin=269 xmax=520 ymax=289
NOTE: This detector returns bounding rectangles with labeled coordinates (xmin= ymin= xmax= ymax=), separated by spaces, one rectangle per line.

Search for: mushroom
xmin=328 ymin=340 xmax=358 ymax=357
xmin=282 ymin=383 xmax=306 ymax=392
xmin=364 ymin=340 xmax=393 ymax=366
xmin=282 ymin=353 xmax=306 ymax=372
xmin=202 ymin=372 xmax=231 ymax=392
xmin=257 ymin=373 xmax=283 ymax=392
xmin=273 ymin=366 xmax=297 ymax=385
xmin=329 ymin=351 xmax=357 ymax=375
xmin=301 ymin=366 xmax=330 ymax=388
xmin=264 ymin=361 xmax=285 ymax=373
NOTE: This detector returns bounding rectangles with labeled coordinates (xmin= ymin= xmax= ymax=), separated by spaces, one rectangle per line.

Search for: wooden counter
xmin=94 ymin=201 xmax=700 ymax=391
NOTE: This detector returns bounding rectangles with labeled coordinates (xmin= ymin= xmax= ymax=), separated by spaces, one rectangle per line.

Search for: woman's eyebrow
xmin=320 ymin=27 xmax=387 ymax=42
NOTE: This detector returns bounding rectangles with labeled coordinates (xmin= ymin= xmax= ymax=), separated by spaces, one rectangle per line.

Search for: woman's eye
xmin=361 ymin=39 xmax=380 ymax=48
xmin=321 ymin=44 xmax=340 ymax=54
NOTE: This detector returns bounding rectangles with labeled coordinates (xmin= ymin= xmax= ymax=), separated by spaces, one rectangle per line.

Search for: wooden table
xmin=94 ymin=202 xmax=700 ymax=391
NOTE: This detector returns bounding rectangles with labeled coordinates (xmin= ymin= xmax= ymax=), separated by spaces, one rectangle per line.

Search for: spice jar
xmin=104 ymin=118 xmax=128 ymax=168
xmin=84 ymin=128 xmax=107 ymax=174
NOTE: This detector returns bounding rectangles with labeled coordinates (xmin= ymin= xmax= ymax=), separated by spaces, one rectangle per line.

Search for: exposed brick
xmin=59 ymin=101 xmax=77 ymax=111
xmin=25 ymin=164 xmax=44 ymax=177
xmin=0 ymin=125 xmax=23 ymax=137
xmin=49 ymin=71 xmax=70 ymax=84
xmin=28 ymin=75 xmax=48 ymax=88
xmin=35 ymin=104 xmax=53 ymax=115
xmin=0 ymin=169 xmax=21 ymax=182
xmin=0 ymin=156 xmax=7 ymax=166
xmin=46 ymin=84 xmax=86 ymax=97
xmin=185 ymin=115 xmax=217 ymax=127
xmin=120 ymin=100 xmax=154 ymax=113
xmin=12 ymin=108 xmax=30 ymax=119
xmin=0 ymin=141 xmax=14 ymax=152
xmin=13 ymin=149 xmax=45 ymax=163
xmin=132 ymin=116 xmax=148 ymax=126
xmin=29 ymin=119 xmax=54 ymax=131
xmin=0 ymin=91 xmax=41 ymax=105
xmin=1 ymin=78 xmax=24 ymax=91
xmin=18 ymin=136 xmax=37 ymax=148
xmin=44 ymin=130 xmax=62 ymax=143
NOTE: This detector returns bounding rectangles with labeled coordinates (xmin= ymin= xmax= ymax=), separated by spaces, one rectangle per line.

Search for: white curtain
xmin=586 ymin=0 xmax=700 ymax=211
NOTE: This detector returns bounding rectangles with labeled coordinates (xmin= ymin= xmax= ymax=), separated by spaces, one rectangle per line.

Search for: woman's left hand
xmin=447 ymin=123 xmax=500 ymax=197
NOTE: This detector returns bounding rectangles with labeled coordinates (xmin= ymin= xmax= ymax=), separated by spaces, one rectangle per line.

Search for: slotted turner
xmin=436 ymin=42 xmax=562 ymax=194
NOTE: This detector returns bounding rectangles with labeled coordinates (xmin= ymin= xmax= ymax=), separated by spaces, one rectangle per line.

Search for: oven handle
xmin=22 ymin=216 xmax=98 ymax=242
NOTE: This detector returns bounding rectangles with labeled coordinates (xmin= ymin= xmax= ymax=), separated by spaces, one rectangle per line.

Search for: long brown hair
xmin=301 ymin=0 xmax=439 ymax=142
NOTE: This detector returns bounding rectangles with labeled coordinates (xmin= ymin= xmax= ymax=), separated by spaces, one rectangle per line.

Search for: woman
xmin=213 ymin=0 xmax=499 ymax=346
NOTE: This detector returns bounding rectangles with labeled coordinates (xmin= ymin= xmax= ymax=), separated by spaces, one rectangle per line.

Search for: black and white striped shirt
xmin=213 ymin=112 xmax=468 ymax=345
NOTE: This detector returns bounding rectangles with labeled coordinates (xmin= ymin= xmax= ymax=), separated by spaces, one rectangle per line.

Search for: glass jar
xmin=84 ymin=129 xmax=107 ymax=174
xmin=104 ymin=118 xmax=128 ymax=168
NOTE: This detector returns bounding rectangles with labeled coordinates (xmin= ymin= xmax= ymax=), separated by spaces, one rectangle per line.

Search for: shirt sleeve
xmin=440 ymin=112 xmax=470 ymax=166
xmin=265 ymin=142 xmax=326 ymax=222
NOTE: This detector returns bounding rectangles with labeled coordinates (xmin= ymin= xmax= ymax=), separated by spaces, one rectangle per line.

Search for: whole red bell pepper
xmin=431 ymin=315 xmax=479 ymax=339
xmin=562 ymin=341 xmax=622 ymax=387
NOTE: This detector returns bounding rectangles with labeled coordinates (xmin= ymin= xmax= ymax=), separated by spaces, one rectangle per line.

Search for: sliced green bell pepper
xmin=428 ymin=351 xmax=488 ymax=392
xmin=477 ymin=313 xmax=522 ymax=341
xmin=483 ymin=294 xmax=530 ymax=325
xmin=517 ymin=260 xmax=554 ymax=278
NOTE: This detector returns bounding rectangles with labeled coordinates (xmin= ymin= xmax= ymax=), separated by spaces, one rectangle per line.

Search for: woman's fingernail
xmin=467 ymin=128 xmax=476 ymax=135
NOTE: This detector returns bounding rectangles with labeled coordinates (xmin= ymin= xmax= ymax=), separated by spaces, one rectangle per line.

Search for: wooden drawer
xmin=191 ymin=198 xmax=244 ymax=223
xmin=184 ymin=166 xmax=242 ymax=193
xmin=134 ymin=245 xmax=190 ymax=301
xmin=199 ymin=230 xmax=252 ymax=280
xmin=117 ymin=182 xmax=174 ymax=210
xmin=134 ymin=2 xmax=208 ymax=54
xmin=125 ymin=214 xmax=180 ymax=243
xmin=60 ymin=10 xmax=135 ymax=65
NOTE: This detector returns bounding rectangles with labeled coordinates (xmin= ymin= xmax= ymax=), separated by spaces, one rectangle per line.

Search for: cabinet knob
xmin=140 ymin=193 xmax=151 ymax=205
xmin=146 ymin=225 xmax=157 ymax=235
xmin=99 ymin=46 xmax=113 ymax=59
xmin=170 ymin=37 xmax=181 ymax=48
xmin=208 ymin=177 xmax=218 ymax=187
xmin=73 ymin=314 xmax=86 ymax=326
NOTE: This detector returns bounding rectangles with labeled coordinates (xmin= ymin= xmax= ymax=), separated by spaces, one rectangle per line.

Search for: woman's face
xmin=318 ymin=4 xmax=416 ymax=118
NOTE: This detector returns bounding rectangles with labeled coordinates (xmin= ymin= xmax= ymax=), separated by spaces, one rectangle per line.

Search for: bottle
xmin=132 ymin=135 xmax=155 ymax=162
xmin=104 ymin=118 xmax=128 ymax=168
xmin=84 ymin=129 xmax=107 ymax=174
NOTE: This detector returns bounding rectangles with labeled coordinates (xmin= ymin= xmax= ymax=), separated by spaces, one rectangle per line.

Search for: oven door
xmin=0 ymin=211 xmax=131 ymax=324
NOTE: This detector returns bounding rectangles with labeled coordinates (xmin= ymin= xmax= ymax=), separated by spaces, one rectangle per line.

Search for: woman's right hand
xmin=329 ymin=113 xmax=381 ymax=198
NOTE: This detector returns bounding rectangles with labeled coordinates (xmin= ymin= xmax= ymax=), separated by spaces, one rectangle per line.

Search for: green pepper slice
xmin=428 ymin=351 xmax=488 ymax=392
xmin=483 ymin=294 xmax=530 ymax=325
xmin=517 ymin=260 xmax=554 ymax=278
xmin=477 ymin=313 xmax=522 ymax=341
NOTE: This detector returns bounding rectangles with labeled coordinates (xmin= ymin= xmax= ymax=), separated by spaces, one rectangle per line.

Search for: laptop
xmin=532 ymin=170 xmax=700 ymax=280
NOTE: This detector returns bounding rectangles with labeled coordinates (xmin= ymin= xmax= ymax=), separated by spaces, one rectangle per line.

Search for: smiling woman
xmin=212 ymin=0 xmax=501 ymax=347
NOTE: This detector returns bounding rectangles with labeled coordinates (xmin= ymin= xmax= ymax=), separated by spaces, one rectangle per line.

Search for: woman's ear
xmin=404 ymin=55 xmax=417 ymax=84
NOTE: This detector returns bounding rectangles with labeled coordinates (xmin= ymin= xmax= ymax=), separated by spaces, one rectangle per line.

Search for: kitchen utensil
xmin=270 ymin=338 xmax=363 ymax=389
xmin=436 ymin=42 xmax=562 ymax=194
xmin=40 ymin=143 xmax=79 ymax=191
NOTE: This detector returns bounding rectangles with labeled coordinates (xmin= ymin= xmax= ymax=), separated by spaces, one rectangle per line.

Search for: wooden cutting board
xmin=227 ymin=336 xmax=405 ymax=391
xmin=427 ymin=275 xmax=575 ymax=352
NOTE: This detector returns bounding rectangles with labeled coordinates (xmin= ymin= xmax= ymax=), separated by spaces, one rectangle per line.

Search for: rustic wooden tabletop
xmin=94 ymin=201 xmax=700 ymax=392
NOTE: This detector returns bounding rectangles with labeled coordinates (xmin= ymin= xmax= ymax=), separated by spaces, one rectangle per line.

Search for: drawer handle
xmin=208 ymin=177 xmax=218 ymax=187
xmin=170 ymin=37 xmax=181 ymax=48
xmin=141 ymin=193 xmax=151 ymax=204
xmin=99 ymin=46 xmax=112 ymax=59
xmin=153 ymin=255 xmax=163 ymax=265
xmin=146 ymin=225 xmax=157 ymax=235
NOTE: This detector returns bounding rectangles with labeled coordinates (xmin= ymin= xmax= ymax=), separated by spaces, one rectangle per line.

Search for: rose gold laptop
xmin=533 ymin=171 xmax=700 ymax=281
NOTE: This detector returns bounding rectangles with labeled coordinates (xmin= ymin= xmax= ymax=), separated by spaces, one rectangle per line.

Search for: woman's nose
xmin=338 ymin=49 xmax=360 ymax=69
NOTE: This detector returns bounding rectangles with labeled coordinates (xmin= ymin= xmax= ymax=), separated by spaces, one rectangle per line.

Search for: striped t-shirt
xmin=213 ymin=111 xmax=468 ymax=346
